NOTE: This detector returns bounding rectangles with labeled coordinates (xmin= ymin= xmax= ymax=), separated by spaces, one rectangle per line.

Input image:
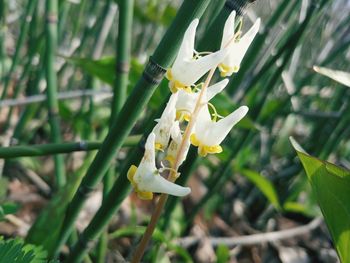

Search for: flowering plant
xmin=128 ymin=11 xmax=260 ymax=199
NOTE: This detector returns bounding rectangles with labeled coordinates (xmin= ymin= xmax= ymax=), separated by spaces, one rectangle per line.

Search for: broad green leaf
xmin=293 ymin=149 xmax=350 ymax=263
xmin=240 ymin=169 xmax=281 ymax=210
xmin=314 ymin=66 xmax=350 ymax=87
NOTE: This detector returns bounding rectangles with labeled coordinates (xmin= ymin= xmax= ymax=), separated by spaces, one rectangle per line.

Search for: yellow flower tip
xmin=169 ymin=79 xmax=190 ymax=94
xmin=165 ymin=155 xmax=175 ymax=166
xmin=127 ymin=165 xmax=138 ymax=186
xmin=219 ymin=63 xmax=237 ymax=77
xmin=184 ymin=114 xmax=191 ymax=122
xmin=166 ymin=69 xmax=173 ymax=80
xmin=191 ymin=134 xmax=223 ymax=156
xmin=155 ymin=142 xmax=165 ymax=152
xmin=183 ymin=86 xmax=192 ymax=93
xmin=169 ymin=83 xmax=178 ymax=93
xmin=198 ymin=146 xmax=208 ymax=157
xmin=137 ymin=191 xmax=153 ymax=200
xmin=176 ymin=111 xmax=183 ymax=121
xmin=190 ymin=134 xmax=200 ymax=147
xmin=176 ymin=111 xmax=191 ymax=122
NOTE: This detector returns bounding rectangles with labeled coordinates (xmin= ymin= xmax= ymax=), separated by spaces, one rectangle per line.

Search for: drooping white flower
xmin=166 ymin=19 xmax=230 ymax=93
xmin=175 ymin=79 xmax=229 ymax=121
xmin=152 ymin=92 xmax=178 ymax=151
xmin=127 ymin=133 xmax=191 ymax=200
xmin=219 ymin=11 xmax=261 ymax=77
xmin=190 ymin=99 xmax=249 ymax=156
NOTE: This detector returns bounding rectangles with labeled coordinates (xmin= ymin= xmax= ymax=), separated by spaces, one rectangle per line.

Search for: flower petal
xmin=142 ymin=133 xmax=156 ymax=167
xmin=152 ymin=93 xmax=178 ymax=150
xmin=207 ymin=79 xmax=229 ymax=100
xmin=221 ymin=11 xmax=236 ymax=49
xmin=140 ymin=173 xmax=191 ymax=197
xmin=223 ymin=18 xmax=260 ymax=69
xmin=210 ymin=105 xmax=248 ymax=144
xmin=173 ymin=19 xmax=199 ymax=69
xmin=174 ymin=48 xmax=229 ymax=85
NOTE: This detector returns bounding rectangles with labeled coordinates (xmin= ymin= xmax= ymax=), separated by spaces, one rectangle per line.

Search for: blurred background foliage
xmin=0 ymin=0 xmax=350 ymax=262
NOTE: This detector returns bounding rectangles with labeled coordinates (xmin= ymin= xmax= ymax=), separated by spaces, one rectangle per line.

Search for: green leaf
xmin=0 ymin=237 xmax=50 ymax=263
xmin=314 ymin=66 xmax=350 ymax=87
xmin=1 ymin=202 xmax=20 ymax=215
xmin=240 ymin=169 xmax=281 ymax=210
xmin=292 ymin=147 xmax=350 ymax=263
xmin=216 ymin=244 xmax=230 ymax=263
xmin=64 ymin=56 xmax=143 ymax=87
xmin=65 ymin=56 xmax=116 ymax=85
xmin=283 ymin=201 xmax=319 ymax=217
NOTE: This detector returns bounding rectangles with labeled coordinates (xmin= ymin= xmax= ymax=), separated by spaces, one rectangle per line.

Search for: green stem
xmin=0 ymin=1 xmax=6 ymax=81
xmin=111 ymin=0 xmax=134 ymax=119
xmin=100 ymin=0 xmax=134 ymax=259
xmin=0 ymin=136 xmax=140 ymax=158
xmin=45 ymin=0 xmax=66 ymax=188
xmin=0 ymin=0 xmax=38 ymax=102
xmin=52 ymin=0 xmax=212 ymax=259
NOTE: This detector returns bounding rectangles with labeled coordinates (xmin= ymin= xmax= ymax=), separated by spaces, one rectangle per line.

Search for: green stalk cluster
xmin=45 ymin=0 xmax=66 ymax=188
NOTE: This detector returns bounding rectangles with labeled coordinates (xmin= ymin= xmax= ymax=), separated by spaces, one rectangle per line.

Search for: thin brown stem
xmin=130 ymin=194 xmax=168 ymax=263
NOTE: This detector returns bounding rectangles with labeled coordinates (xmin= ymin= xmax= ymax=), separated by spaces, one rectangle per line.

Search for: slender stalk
xmin=45 ymin=0 xmax=66 ymax=188
xmin=0 ymin=1 xmax=6 ymax=81
xmin=99 ymin=0 xmax=134 ymax=260
xmin=0 ymin=0 xmax=38 ymax=102
xmin=4 ymin=5 xmax=41 ymax=130
xmin=111 ymin=0 xmax=134 ymax=118
xmin=0 ymin=136 xmax=140 ymax=158
xmin=52 ymin=0 xmax=212 ymax=258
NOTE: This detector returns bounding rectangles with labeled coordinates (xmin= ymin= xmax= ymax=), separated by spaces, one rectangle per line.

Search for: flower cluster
xmin=128 ymin=11 xmax=260 ymax=200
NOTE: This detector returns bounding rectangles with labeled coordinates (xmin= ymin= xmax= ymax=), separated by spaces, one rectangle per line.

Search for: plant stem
xmin=45 ymin=0 xmax=66 ymax=188
xmin=52 ymin=0 xmax=212 ymax=258
xmin=0 ymin=0 xmax=38 ymax=102
xmin=111 ymin=0 xmax=134 ymax=119
xmin=0 ymin=136 xmax=140 ymax=158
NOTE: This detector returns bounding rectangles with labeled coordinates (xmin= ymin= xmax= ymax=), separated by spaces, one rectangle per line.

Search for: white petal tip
xmin=254 ymin=18 xmax=261 ymax=30
xmin=177 ymin=187 xmax=191 ymax=197
xmin=190 ymin=18 xmax=199 ymax=28
xmin=238 ymin=105 xmax=249 ymax=116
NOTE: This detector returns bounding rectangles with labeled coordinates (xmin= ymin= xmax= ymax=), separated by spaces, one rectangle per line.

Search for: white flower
xmin=190 ymin=102 xmax=249 ymax=156
xmin=152 ymin=92 xmax=178 ymax=151
xmin=127 ymin=133 xmax=191 ymax=200
xmin=165 ymin=121 xmax=190 ymax=166
xmin=219 ymin=11 xmax=261 ymax=77
xmin=175 ymin=79 xmax=229 ymax=121
xmin=166 ymin=19 xmax=230 ymax=93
